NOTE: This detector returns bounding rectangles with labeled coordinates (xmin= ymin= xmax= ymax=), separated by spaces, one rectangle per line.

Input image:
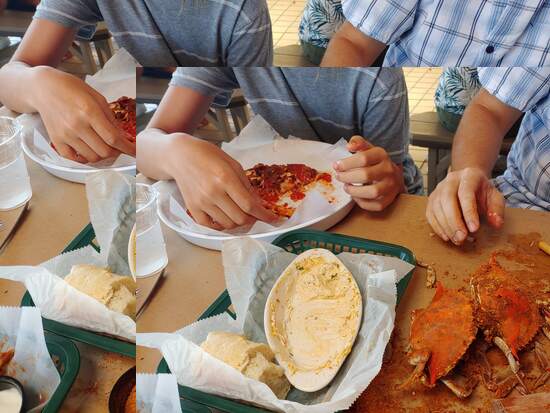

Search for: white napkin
xmin=0 ymin=307 xmax=60 ymax=412
xmin=137 ymin=374 xmax=182 ymax=413
xmin=0 ymin=171 xmax=136 ymax=341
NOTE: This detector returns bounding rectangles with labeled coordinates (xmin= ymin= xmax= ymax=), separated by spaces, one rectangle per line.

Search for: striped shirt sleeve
xmin=227 ymin=0 xmax=273 ymax=66
xmin=170 ymin=68 xmax=239 ymax=107
xmin=342 ymin=0 xmax=418 ymax=44
xmin=34 ymin=0 xmax=101 ymax=39
xmin=359 ymin=68 xmax=409 ymax=165
xmin=478 ymin=67 xmax=550 ymax=112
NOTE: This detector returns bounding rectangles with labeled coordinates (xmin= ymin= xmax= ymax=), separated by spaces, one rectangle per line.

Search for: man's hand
xmin=168 ymin=136 xmax=277 ymax=230
xmin=426 ymin=167 xmax=504 ymax=245
xmin=334 ymin=135 xmax=405 ymax=211
xmin=33 ymin=67 xmax=135 ymax=163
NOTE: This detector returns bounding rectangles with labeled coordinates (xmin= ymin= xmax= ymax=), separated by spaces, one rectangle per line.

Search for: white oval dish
xmin=264 ymin=248 xmax=362 ymax=392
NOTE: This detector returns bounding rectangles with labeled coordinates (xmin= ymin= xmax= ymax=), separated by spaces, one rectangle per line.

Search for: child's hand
xmin=334 ymin=135 xmax=405 ymax=211
xmin=168 ymin=136 xmax=277 ymax=230
xmin=33 ymin=67 xmax=135 ymax=162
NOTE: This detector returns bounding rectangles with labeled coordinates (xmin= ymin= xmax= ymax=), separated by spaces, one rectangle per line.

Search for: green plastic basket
xmin=43 ymin=331 xmax=80 ymax=413
xmin=158 ymin=229 xmax=416 ymax=413
xmin=21 ymin=224 xmax=136 ymax=358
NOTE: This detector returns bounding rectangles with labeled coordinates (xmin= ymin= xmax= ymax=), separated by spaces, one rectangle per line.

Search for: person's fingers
xmin=79 ymin=127 xmax=120 ymax=159
xmin=336 ymin=160 xmax=390 ymax=184
xmin=54 ymin=142 xmax=82 ymax=163
xmin=65 ymin=137 xmax=102 ymax=163
xmin=343 ymin=178 xmax=394 ymax=200
xmin=216 ymin=193 xmax=255 ymax=227
xmin=439 ymin=185 xmax=468 ymax=244
xmin=203 ymin=204 xmax=237 ymax=230
xmin=225 ymin=157 xmax=254 ymax=191
xmin=433 ymin=199 xmax=457 ymax=244
xmin=224 ymin=176 xmax=278 ymax=223
xmin=347 ymin=135 xmax=373 ymax=152
xmin=352 ymin=196 xmax=389 ymax=212
xmin=334 ymin=146 xmax=387 ymax=172
xmin=188 ymin=206 xmax=223 ymax=231
xmin=457 ymin=176 xmax=481 ymax=233
xmin=486 ymin=186 xmax=505 ymax=228
xmin=426 ymin=206 xmax=449 ymax=242
xmin=89 ymin=106 xmax=136 ymax=156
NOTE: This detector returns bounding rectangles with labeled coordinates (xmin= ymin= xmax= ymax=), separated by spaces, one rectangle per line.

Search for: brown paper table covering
xmin=0 ymin=155 xmax=134 ymax=413
xmin=137 ymin=193 xmax=550 ymax=412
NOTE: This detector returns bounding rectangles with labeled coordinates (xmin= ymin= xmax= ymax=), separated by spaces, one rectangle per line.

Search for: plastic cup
xmin=0 ymin=117 xmax=32 ymax=210
xmin=136 ymin=183 xmax=167 ymax=277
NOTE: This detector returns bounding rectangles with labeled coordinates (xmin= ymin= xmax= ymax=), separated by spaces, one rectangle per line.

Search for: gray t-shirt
xmin=34 ymin=0 xmax=273 ymax=67
xmin=171 ymin=67 xmax=423 ymax=194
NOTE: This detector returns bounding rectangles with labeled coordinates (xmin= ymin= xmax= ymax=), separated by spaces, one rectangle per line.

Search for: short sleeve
xmin=342 ymin=0 xmax=418 ymax=44
xmin=360 ymin=68 xmax=409 ymax=165
xmin=226 ymin=0 xmax=273 ymax=66
xmin=170 ymin=68 xmax=240 ymax=107
xmin=34 ymin=0 xmax=101 ymax=39
xmin=478 ymin=67 xmax=550 ymax=112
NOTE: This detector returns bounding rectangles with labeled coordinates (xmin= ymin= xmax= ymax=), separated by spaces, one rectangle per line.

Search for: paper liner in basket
xmin=0 ymin=307 xmax=60 ymax=412
xmin=0 ymin=171 xmax=136 ymax=342
xmin=18 ymin=48 xmax=136 ymax=170
xmin=138 ymin=238 xmax=415 ymax=413
xmin=137 ymin=373 xmax=182 ymax=413
xmin=155 ymin=114 xmax=353 ymax=237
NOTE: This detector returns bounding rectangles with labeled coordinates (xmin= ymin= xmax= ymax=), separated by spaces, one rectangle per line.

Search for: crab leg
xmin=477 ymin=343 xmax=520 ymax=398
xmin=440 ymin=372 xmax=478 ymax=399
xmin=532 ymin=341 xmax=550 ymax=390
xmin=493 ymin=336 xmax=529 ymax=394
xmin=398 ymin=351 xmax=429 ymax=390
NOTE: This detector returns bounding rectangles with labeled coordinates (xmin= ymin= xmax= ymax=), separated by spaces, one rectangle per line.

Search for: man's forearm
xmin=0 ymin=62 xmax=45 ymax=113
xmin=451 ymin=90 xmax=522 ymax=175
xmin=321 ymin=22 xmax=386 ymax=67
xmin=137 ymin=128 xmax=189 ymax=181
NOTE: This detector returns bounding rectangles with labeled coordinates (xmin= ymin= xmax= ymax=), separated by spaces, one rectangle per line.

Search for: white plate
xmin=21 ymin=132 xmax=135 ymax=184
xmin=157 ymin=139 xmax=354 ymax=250
xmin=159 ymin=199 xmax=354 ymax=250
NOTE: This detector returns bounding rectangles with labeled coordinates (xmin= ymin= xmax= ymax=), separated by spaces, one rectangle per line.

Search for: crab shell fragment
xmin=407 ymin=282 xmax=477 ymax=386
xmin=470 ymin=254 xmax=542 ymax=358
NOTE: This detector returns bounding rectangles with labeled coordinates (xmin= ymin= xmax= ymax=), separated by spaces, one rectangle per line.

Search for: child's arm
xmin=138 ymin=85 xmax=277 ymax=230
xmin=0 ymin=19 xmax=135 ymax=162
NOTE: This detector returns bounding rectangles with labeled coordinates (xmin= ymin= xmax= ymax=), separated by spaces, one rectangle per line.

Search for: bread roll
xmin=65 ymin=264 xmax=136 ymax=320
xmin=201 ymin=331 xmax=290 ymax=399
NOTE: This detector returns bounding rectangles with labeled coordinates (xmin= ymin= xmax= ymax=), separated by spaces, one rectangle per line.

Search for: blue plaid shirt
xmin=342 ymin=0 xmax=550 ymax=66
xmin=478 ymin=68 xmax=550 ymax=210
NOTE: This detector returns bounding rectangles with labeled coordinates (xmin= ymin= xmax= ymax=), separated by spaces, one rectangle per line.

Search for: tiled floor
xmin=403 ymin=67 xmax=443 ymax=190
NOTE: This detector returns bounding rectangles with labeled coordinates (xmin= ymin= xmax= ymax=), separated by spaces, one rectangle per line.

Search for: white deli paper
xmin=138 ymin=238 xmax=415 ymax=413
xmin=0 ymin=307 xmax=60 ymax=412
xmin=155 ymin=115 xmax=353 ymax=237
xmin=18 ymin=48 xmax=136 ymax=170
xmin=137 ymin=374 xmax=182 ymax=413
xmin=0 ymin=171 xmax=136 ymax=342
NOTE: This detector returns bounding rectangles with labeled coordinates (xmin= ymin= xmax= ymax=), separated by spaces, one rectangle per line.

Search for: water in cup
xmin=0 ymin=117 xmax=32 ymax=210
xmin=136 ymin=183 xmax=168 ymax=277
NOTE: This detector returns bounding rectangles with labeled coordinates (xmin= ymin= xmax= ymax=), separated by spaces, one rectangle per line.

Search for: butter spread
xmin=269 ymin=253 xmax=361 ymax=374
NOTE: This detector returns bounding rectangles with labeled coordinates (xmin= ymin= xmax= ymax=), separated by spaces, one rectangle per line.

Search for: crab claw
xmin=398 ymin=350 xmax=430 ymax=390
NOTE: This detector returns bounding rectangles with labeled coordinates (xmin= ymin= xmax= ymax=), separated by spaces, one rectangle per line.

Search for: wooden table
xmin=410 ymin=111 xmax=515 ymax=193
xmin=137 ymin=194 xmax=550 ymax=412
xmin=0 ymin=153 xmax=134 ymax=413
xmin=0 ymin=9 xmax=113 ymax=73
